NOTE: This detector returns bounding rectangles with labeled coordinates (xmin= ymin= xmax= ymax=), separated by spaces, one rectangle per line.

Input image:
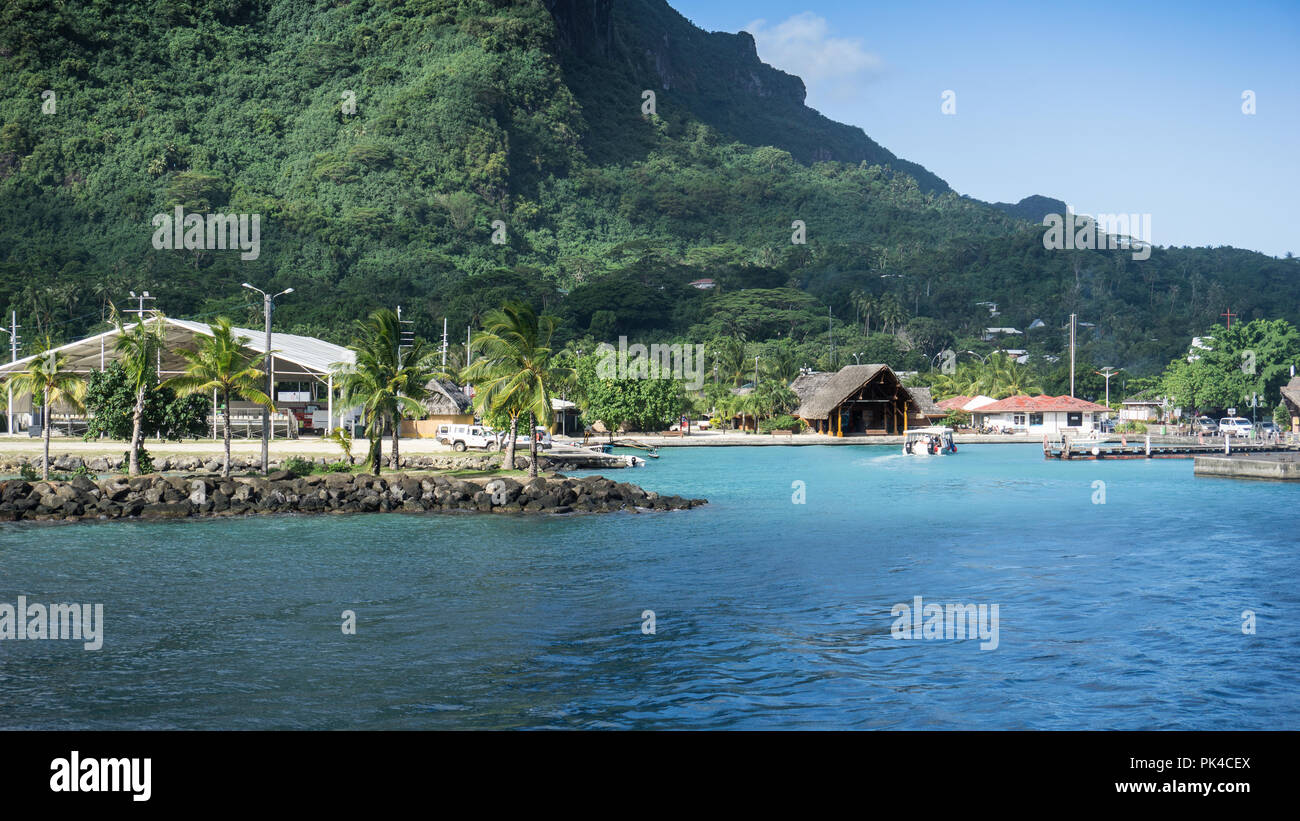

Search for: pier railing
xmin=1044 ymin=432 xmax=1300 ymax=460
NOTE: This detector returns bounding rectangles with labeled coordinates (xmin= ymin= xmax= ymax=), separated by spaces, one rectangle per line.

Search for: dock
xmin=1193 ymin=452 xmax=1300 ymax=481
xmin=542 ymin=442 xmax=645 ymax=469
xmin=1044 ymin=434 xmax=1299 ymax=461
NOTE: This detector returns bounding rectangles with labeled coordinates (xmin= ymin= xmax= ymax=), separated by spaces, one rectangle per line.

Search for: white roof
xmin=0 ymin=316 xmax=354 ymax=380
xmin=963 ymin=395 xmax=999 ymax=411
xmin=168 ymin=318 xmax=353 ymax=374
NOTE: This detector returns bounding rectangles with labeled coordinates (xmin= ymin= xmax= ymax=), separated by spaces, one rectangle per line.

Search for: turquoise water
xmin=0 ymin=444 xmax=1296 ymax=729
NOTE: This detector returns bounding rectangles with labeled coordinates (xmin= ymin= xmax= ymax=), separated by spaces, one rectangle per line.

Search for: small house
xmin=972 ymin=394 xmax=1110 ymax=434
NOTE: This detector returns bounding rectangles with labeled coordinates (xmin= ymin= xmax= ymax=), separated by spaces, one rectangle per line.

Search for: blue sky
xmin=669 ymin=0 xmax=1299 ymax=257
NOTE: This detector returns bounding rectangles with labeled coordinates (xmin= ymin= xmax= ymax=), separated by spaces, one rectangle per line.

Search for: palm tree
xmin=333 ymin=309 xmax=440 ymax=475
xmin=964 ymin=353 xmax=1044 ymax=399
xmin=161 ymin=318 xmax=274 ymax=478
xmin=4 ymin=347 xmax=86 ymax=480
xmin=877 ymin=294 xmax=907 ymax=335
xmin=113 ymin=310 xmax=166 ymax=476
xmin=464 ymin=301 xmax=573 ymax=478
xmin=712 ymin=336 xmax=748 ymax=386
xmin=752 ymin=379 xmax=798 ymax=420
xmin=761 ymin=343 xmax=800 ymax=385
xmin=850 ymin=290 xmax=875 ymax=334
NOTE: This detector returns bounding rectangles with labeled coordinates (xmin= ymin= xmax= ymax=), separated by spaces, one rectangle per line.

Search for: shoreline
xmin=0 ymin=472 xmax=706 ymax=525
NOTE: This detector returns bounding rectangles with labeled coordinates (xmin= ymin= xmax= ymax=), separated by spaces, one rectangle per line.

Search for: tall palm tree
xmin=877 ymin=294 xmax=906 ymax=335
xmin=4 ymin=347 xmax=86 ymax=480
xmin=333 ymin=309 xmax=440 ymax=475
xmin=464 ymin=301 xmax=573 ymax=478
xmin=161 ymin=318 xmax=274 ymax=478
xmin=850 ymin=290 xmax=875 ymax=334
xmin=113 ymin=309 xmax=166 ymax=476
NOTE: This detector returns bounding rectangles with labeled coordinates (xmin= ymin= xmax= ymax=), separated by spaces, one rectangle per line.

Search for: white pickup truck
xmin=436 ymin=424 xmax=501 ymax=451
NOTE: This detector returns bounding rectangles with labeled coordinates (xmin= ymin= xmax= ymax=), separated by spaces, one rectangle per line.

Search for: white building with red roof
xmin=972 ymin=394 xmax=1111 ymax=434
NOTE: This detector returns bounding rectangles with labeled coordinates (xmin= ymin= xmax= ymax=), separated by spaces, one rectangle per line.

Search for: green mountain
xmin=0 ymin=0 xmax=1296 ymax=392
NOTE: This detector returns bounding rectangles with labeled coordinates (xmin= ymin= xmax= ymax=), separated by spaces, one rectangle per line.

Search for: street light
xmin=242 ymin=283 xmax=294 ymax=473
xmin=1094 ymin=366 xmax=1122 ymax=409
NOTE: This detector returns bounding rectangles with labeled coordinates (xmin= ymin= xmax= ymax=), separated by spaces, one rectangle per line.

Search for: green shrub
xmin=943 ymin=409 xmax=972 ymax=429
xmin=1116 ymin=420 xmax=1147 ymax=434
xmin=120 ymin=448 xmax=155 ymax=474
xmin=759 ymin=414 xmax=805 ymax=433
xmin=282 ymin=456 xmax=316 ymax=476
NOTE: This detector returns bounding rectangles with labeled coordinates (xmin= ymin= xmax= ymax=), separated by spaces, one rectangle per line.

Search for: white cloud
xmin=744 ymin=13 xmax=884 ymax=92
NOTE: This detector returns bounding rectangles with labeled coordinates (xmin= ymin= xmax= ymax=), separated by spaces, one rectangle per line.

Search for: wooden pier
xmin=1044 ymin=434 xmax=1300 ymax=461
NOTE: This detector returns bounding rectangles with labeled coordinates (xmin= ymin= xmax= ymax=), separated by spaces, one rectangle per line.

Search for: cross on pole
xmin=1220 ymin=308 xmax=1238 ymax=329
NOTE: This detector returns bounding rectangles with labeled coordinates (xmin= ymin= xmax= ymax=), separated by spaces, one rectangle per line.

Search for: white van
xmin=435 ymin=424 xmax=501 ymax=451
xmin=1218 ymin=417 xmax=1253 ymax=437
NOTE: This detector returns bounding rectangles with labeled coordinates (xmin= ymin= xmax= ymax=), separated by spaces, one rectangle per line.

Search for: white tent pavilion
xmin=0 ymin=316 xmax=356 ymax=437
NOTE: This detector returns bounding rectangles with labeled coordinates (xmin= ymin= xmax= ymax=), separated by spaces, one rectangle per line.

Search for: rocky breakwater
xmin=0 ymin=472 xmax=706 ymax=523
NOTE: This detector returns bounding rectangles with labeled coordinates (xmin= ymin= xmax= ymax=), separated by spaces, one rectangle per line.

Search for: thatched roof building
xmin=907 ymin=386 xmax=944 ymax=420
xmin=794 ymin=364 xmax=932 ymax=435
xmin=421 ymin=378 xmax=472 ymax=417
xmin=790 ymin=371 xmax=835 ymax=405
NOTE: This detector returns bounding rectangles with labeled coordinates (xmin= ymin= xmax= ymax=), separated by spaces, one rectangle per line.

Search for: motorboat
xmin=903 ymin=426 xmax=957 ymax=456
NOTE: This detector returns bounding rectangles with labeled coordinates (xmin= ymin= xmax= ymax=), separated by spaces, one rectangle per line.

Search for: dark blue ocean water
xmin=0 ymin=444 xmax=1295 ymax=729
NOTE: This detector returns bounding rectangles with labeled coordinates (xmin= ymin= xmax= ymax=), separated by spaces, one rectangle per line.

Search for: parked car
xmin=1193 ymin=416 xmax=1218 ymax=434
xmin=1218 ymin=417 xmax=1253 ymax=437
xmin=527 ymin=426 xmax=553 ymax=450
xmin=436 ymin=423 xmax=501 ymax=451
xmin=1257 ymin=421 xmax=1280 ymax=436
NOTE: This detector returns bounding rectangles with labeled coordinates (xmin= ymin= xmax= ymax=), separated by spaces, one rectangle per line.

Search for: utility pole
xmin=242 ymin=283 xmax=293 ymax=473
xmin=0 ymin=311 xmax=19 ymax=435
xmin=441 ymin=317 xmax=448 ymax=369
xmin=828 ymin=306 xmax=834 ymax=369
xmin=1069 ymin=313 xmax=1077 ymax=398
xmin=396 ymin=305 xmax=414 ymax=367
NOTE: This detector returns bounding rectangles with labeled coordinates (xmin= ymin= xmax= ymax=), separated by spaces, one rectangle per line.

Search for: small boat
xmin=903 ymin=426 xmax=958 ymax=456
